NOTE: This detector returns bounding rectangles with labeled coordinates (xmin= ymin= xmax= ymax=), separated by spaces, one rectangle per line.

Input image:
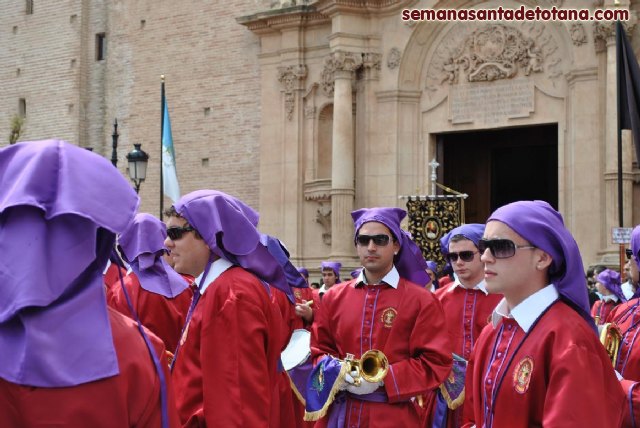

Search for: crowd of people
xmin=1 ymin=139 xmax=639 ymax=427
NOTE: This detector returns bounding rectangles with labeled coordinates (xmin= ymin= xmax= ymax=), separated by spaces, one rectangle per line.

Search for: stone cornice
xmin=237 ymin=6 xmax=329 ymax=33
xmin=313 ymin=0 xmax=409 ymax=16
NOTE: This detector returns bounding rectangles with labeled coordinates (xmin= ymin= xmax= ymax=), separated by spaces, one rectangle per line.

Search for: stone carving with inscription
xmin=425 ymin=22 xmax=565 ymax=98
xmin=387 ymin=47 xmax=402 ymax=69
xmin=278 ymin=65 xmax=307 ymax=120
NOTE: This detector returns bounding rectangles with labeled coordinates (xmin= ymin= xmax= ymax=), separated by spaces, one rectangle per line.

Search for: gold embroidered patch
xmin=381 ymin=308 xmax=397 ymax=328
xmin=294 ymin=289 xmax=302 ymax=300
xmin=513 ymin=356 xmax=534 ymax=394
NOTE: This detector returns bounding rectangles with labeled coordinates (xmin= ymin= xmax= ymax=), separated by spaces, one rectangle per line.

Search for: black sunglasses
xmin=166 ymin=225 xmax=195 ymax=241
xmin=355 ymin=234 xmax=391 ymax=246
xmin=627 ymin=248 xmax=635 ymax=260
xmin=447 ymin=251 xmax=478 ymax=263
xmin=478 ymin=238 xmax=536 ymax=259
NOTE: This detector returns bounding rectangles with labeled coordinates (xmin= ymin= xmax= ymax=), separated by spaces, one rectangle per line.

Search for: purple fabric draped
xmin=327 ymin=391 xmax=389 ymax=428
xmin=447 ymin=223 xmax=485 ymax=248
xmin=174 ymin=190 xmax=294 ymax=302
xmin=597 ymin=269 xmax=626 ymax=303
xmin=0 ymin=140 xmax=138 ymax=387
xmin=118 ymin=213 xmax=188 ymax=298
xmin=352 ymin=207 xmax=431 ymax=286
xmin=631 ymin=225 xmax=640 ymax=272
xmin=488 ymin=200 xmax=595 ymax=331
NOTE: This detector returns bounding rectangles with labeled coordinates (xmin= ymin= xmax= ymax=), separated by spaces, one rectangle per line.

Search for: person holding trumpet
xmin=307 ymin=207 xmax=452 ymax=427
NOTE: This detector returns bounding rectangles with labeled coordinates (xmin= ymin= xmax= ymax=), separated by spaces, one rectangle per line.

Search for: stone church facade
xmin=1 ymin=0 xmax=639 ymax=273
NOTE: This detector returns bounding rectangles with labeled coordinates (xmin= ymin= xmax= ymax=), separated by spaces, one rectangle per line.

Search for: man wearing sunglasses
xmin=607 ymin=225 xmax=640 ymax=426
xmin=165 ymin=190 xmax=295 ymax=427
xmin=430 ymin=223 xmax=502 ymax=428
xmin=462 ymin=201 xmax=624 ymax=428
xmin=310 ymin=207 xmax=451 ymax=427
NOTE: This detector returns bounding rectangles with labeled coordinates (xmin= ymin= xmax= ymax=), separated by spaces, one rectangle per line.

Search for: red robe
xmin=103 ymin=262 xmax=128 ymax=302
xmin=608 ymin=299 xmax=640 ymax=427
xmin=428 ymin=283 xmax=502 ymax=428
xmin=109 ymin=272 xmax=193 ymax=354
xmin=0 ymin=307 xmax=180 ymax=427
xmin=172 ymin=265 xmax=285 ymax=427
xmin=462 ymin=301 xmax=625 ymax=428
xmin=311 ymin=277 xmax=452 ymax=427
xmin=590 ymin=298 xmax=619 ymax=325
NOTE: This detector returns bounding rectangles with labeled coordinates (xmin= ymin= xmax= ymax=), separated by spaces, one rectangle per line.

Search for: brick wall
xmin=0 ymin=0 xmax=269 ymax=213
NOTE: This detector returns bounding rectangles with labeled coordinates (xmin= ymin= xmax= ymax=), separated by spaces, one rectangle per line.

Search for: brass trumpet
xmin=343 ymin=349 xmax=389 ymax=386
xmin=599 ymin=322 xmax=622 ymax=367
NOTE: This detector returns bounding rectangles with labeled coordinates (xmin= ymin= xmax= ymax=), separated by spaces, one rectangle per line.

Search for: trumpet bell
xmin=360 ymin=349 xmax=389 ymax=384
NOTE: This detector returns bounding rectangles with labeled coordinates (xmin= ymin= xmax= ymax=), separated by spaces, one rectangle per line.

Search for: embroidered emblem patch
xmin=513 ymin=356 xmax=534 ymax=394
xmin=311 ymin=359 xmax=326 ymax=394
xmin=381 ymin=307 xmax=398 ymax=328
xmin=294 ymin=289 xmax=302 ymax=300
xmin=180 ymin=322 xmax=190 ymax=347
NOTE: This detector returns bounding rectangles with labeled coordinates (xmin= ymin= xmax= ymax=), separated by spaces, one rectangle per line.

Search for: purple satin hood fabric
xmin=321 ymin=261 xmax=342 ymax=280
xmin=597 ymin=269 xmax=626 ymax=303
xmin=447 ymin=223 xmax=485 ymax=248
xmin=174 ymin=190 xmax=294 ymax=302
xmin=118 ymin=213 xmax=188 ymax=298
xmin=352 ymin=207 xmax=430 ymax=286
xmin=260 ymin=234 xmax=308 ymax=297
xmin=488 ymin=200 xmax=594 ymax=330
xmin=426 ymin=260 xmax=438 ymax=273
xmin=632 ymin=225 xmax=640 ymax=272
xmin=0 ymin=140 xmax=139 ymax=387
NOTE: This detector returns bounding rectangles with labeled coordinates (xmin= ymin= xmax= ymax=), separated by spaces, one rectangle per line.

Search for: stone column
xmin=329 ymin=51 xmax=362 ymax=259
xmin=596 ymin=17 xmax=635 ymax=262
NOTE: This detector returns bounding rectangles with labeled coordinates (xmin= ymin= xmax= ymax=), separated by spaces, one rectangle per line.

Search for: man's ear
xmin=536 ymin=250 xmax=553 ymax=271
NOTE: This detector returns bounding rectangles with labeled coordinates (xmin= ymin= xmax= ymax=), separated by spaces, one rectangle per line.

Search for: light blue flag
xmin=162 ymin=98 xmax=180 ymax=202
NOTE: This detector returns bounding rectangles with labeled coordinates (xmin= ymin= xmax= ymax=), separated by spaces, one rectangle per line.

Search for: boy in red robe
xmin=309 ymin=207 xmax=452 ymax=427
xmin=166 ymin=190 xmax=294 ymax=427
xmin=462 ymin=201 xmax=624 ymax=428
xmin=429 ymin=224 xmax=502 ymax=428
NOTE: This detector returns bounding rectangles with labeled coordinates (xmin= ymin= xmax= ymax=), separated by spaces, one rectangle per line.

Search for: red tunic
xmin=462 ymin=301 xmax=625 ymax=428
xmin=429 ymin=283 xmax=502 ymax=428
xmin=590 ymin=299 xmax=619 ymax=325
xmin=0 ymin=307 xmax=180 ymax=427
xmin=172 ymin=266 xmax=285 ymax=427
xmin=311 ymin=277 xmax=452 ymax=427
xmin=110 ymin=272 xmax=193 ymax=353
xmin=103 ymin=262 xmax=128 ymax=302
xmin=608 ymin=299 xmax=640 ymax=427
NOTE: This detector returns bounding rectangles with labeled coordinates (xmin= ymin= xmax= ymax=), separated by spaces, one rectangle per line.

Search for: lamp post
xmin=111 ymin=119 xmax=119 ymax=167
xmin=126 ymin=143 xmax=149 ymax=194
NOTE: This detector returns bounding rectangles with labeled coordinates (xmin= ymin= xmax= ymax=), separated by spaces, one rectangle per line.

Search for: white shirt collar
xmin=492 ymin=284 xmax=559 ymax=333
xmin=452 ymin=278 xmax=489 ymax=295
xmin=355 ymin=265 xmax=400 ymax=289
xmin=601 ymin=294 xmax=619 ymax=303
xmin=195 ymin=258 xmax=234 ymax=295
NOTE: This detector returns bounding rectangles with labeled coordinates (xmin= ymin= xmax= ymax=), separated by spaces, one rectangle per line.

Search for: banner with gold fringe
xmin=304 ymin=356 xmax=348 ymax=421
xmin=403 ymin=195 xmax=465 ymax=271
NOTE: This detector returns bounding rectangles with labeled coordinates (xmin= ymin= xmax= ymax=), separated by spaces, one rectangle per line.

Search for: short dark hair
xmin=450 ymin=234 xmax=476 ymax=247
xmin=164 ymin=206 xmax=203 ymax=240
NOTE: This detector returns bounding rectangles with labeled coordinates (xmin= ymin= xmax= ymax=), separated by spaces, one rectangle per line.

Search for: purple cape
xmin=174 ymin=190 xmax=294 ymax=302
xmin=118 ymin=213 xmax=188 ymax=298
xmin=0 ymin=140 xmax=139 ymax=387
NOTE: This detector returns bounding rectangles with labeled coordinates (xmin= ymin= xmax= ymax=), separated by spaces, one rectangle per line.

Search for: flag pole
xmin=160 ymin=75 xmax=165 ymax=221
xmin=616 ymin=22 xmax=624 ymax=227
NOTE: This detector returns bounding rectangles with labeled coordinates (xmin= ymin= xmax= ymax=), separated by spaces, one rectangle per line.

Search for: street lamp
xmin=126 ymin=143 xmax=149 ymax=193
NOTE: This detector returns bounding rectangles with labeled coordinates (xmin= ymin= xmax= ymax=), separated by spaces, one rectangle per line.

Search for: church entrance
xmin=437 ymin=124 xmax=558 ymax=224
